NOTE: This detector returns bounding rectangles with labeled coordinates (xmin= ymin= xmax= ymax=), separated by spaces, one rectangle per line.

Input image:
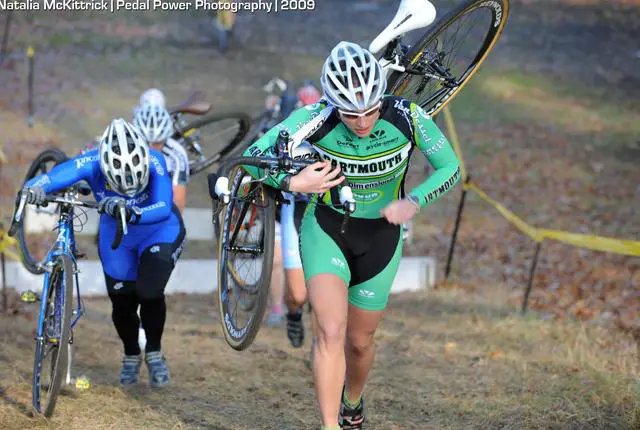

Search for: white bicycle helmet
xmin=99 ymin=118 xmax=150 ymax=197
xmin=139 ymin=88 xmax=166 ymax=107
xmin=320 ymin=41 xmax=387 ymax=112
xmin=132 ymin=103 xmax=174 ymax=144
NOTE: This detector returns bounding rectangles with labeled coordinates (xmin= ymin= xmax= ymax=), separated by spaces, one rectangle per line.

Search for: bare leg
xmin=308 ymin=273 xmax=348 ymax=427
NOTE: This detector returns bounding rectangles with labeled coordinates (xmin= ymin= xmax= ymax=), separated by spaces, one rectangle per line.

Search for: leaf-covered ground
xmin=0 ymin=0 xmax=638 ymax=375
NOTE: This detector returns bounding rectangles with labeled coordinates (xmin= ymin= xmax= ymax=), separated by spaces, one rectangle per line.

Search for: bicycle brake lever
xmin=118 ymin=201 xmax=128 ymax=235
xmin=14 ymin=191 xmax=28 ymax=224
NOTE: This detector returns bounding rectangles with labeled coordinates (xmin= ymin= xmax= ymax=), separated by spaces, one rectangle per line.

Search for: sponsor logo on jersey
xmin=424 ymin=135 xmax=446 ymax=157
xmin=126 ymin=191 xmax=149 ymax=206
xmin=140 ymin=201 xmax=166 ymax=213
xmin=336 ymin=134 xmax=356 ymax=148
xmin=247 ymin=146 xmax=263 ymax=157
xmin=365 ymin=136 xmax=400 ymax=151
xmin=315 ymin=142 xmax=411 ymax=177
xmin=349 ymin=169 xmax=405 ymax=190
xmin=31 ymin=175 xmax=51 ymax=188
xmin=369 ymin=129 xmax=387 ymax=139
xmin=394 ymin=99 xmax=411 ymax=116
xmin=151 ymin=155 xmax=165 ymax=176
xmin=353 ymin=190 xmax=384 ymax=204
xmin=75 ymin=154 xmax=99 ymax=169
xmin=425 ymin=166 xmax=461 ymax=203
xmin=394 ymin=99 xmax=430 ymax=121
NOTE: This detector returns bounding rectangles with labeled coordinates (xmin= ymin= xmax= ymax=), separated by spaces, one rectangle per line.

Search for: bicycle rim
xmin=32 ymin=254 xmax=73 ymax=417
xmin=18 ymin=148 xmax=69 ymax=275
xmin=217 ymin=173 xmax=274 ymax=351
xmin=388 ymin=0 xmax=509 ymax=116
xmin=180 ymin=111 xmax=251 ymax=176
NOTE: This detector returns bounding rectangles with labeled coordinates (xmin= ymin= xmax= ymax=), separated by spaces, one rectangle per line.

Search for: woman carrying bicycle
xmin=243 ymin=41 xmax=461 ymax=429
xmin=133 ymin=89 xmax=190 ymax=213
xmin=21 ymin=118 xmax=186 ymax=388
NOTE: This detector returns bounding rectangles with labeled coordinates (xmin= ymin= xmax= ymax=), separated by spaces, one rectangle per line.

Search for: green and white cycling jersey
xmin=243 ymin=95 xmax=461 ymax=218
xmin=243 ymin=95 xmax=461 ymax=311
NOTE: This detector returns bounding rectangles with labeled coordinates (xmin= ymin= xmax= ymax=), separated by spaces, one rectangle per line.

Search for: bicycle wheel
xmin=217 ymin=167 xmax=275 ymax=350
xmin=32 ymin=253 xmax=74 ymax=417
xmin=17 ymin=148 xmax=69 ymax=275
xmin=386 ymin=0 xmax=509 ymax=116
xmin=178 ymin=110 xmax=251 ymax=176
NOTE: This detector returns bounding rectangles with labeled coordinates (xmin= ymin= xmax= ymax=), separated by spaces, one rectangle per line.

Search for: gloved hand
xmin=23 ymin=186 xmax=46 ymax=205
xmin=98 ymin=197 xmax=139 ymax=222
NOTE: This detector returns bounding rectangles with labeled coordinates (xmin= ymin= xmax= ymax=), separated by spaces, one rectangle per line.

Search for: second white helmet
xmin=320 ymin=41 xmax=387 ymax=112
xmin=139 ymin=88 xmax=166 ymax=107
xmin=133 ymin=103 xmax=174 ymax=144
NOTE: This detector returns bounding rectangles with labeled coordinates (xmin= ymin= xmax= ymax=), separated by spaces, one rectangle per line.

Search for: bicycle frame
xmin=32 ymin=197 xmax=82 ymax=390
xmin=36 ymin=201 xmax=82 ymax=328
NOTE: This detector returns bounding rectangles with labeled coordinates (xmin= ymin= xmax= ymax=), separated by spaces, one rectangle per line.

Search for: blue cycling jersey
xmin=25 ymin=148 xmax=173 ymax=224
xmin=25 ymin=148 xmax=184 ymax=280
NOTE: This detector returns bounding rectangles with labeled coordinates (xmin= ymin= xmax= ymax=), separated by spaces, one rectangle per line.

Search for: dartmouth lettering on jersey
xmin=315 ymin=143 xmax=412 ymax=178
xmin=425 ymin=166 xmax=461 ymax=203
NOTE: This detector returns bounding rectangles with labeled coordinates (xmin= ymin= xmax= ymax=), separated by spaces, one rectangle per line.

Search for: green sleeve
xmin=407 ymin=103 xmax=461 ymax=207
xmin=242 ymin=103 xmax=323 ymax=189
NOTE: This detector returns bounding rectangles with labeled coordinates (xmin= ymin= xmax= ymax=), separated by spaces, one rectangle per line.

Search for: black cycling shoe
xmin=286 ymin=310 xmax=305 ymax=348
xmin=339 ymin=387 xmax=366 ymax=430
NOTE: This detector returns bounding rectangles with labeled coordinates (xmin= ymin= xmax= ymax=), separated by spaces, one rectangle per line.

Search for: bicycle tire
xmin=18 ymin=148 xmax=69 ymax=275
xmin=179 ymin=110 xmax=252 ymax=176
xmin=218 ymin=173 xmax=275 ymax=351
xmin=386 ymin=0 xmax=509 ymax=116
xmin=32 ymin=253 xmax=74 ymax=418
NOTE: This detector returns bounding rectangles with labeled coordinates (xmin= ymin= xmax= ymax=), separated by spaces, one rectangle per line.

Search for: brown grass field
xmin=1 ymin=285 xmax=639 ymax=429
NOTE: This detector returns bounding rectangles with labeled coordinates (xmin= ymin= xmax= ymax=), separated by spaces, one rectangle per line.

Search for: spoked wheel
xmin=17 ymin=148 xmax=69 ymax=275
xmin=217 ymin=167 xmax=275 ymax=351
xmin=177 ymin=111 xmax=251 ymax=176
xmin=32 ymin=254 xmax=74 ymax=418
xmin=387 ymin=0 xmax=509 ymax=116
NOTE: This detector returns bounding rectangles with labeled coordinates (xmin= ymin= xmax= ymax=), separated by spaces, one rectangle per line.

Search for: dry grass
xmin=1 ymin=286 xmax=638 ymax=429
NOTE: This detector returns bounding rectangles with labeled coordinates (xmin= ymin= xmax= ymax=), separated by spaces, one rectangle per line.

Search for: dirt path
xmin=0 ymin=287 xmax=637 ymax=429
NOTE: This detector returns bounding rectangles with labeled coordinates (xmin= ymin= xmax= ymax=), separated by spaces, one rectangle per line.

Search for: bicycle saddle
xmin=369 ymin=0 xmax=437 ymax=55
xmin=168 ymin=91 xmax=212 ymax=115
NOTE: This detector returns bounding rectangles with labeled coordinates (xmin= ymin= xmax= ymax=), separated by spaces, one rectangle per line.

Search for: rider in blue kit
xmin=22 ymin=118 xmax=186 ymax=387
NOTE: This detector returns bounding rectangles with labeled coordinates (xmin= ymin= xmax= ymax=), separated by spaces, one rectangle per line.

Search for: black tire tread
xmin=18 ymin=148 xmax=69 ymax=275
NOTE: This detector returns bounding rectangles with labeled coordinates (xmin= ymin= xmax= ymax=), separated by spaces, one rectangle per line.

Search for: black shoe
xmin=339 ymin=387 xmax=365 ymax=429
xmin=286 ymin=310 xmax=304 ymax=348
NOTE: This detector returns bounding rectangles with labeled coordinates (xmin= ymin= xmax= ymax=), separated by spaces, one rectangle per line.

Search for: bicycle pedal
xmin=20 ymin=290 xmax=40 ymax=303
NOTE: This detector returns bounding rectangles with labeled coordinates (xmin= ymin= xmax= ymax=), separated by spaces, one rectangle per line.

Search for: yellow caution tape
xmin=466 ymin=182 xmax=543 ymax=242
xmin=464 ymin=182 xmax=640 ymax=256
xmin=539 ymin=228 xmax=640 ymax=257
xmin=442 ymin=106 xmax=468 ymax=182
xmin=441 ymin=106 xmax=640 ymax=257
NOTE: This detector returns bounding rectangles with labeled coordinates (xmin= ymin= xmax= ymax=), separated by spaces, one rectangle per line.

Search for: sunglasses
xmin=338 ymin=101 xmax=382 ymax=120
